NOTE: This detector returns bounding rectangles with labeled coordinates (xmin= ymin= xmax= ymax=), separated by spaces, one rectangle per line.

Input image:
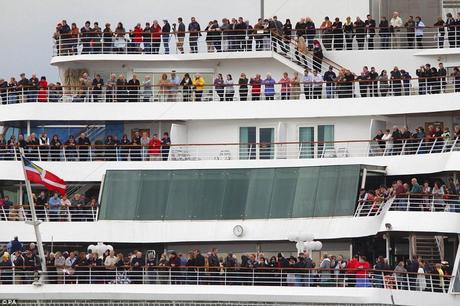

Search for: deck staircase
xmin=414 ymin=235 xmax=444 ymax=264
xmin=271 ymin=35 xmax=345 ymax=73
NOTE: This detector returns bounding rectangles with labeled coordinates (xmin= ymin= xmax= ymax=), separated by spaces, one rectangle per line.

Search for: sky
xmin=0 ymin=0 xmax=368 ymax=81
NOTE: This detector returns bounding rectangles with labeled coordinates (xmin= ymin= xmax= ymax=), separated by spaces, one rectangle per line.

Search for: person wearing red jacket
xmin=355 ymin=256 xmax=371 ymax=287
xmin=151 ymin=20 xmax=162 ymax=54
xmin=148 ymin=134 xmax=162 ymax=161
xmin=133 ymin=23 xmax=143 ymax=53
xmin=346 ymin=255 xmax=360 ymax=287
xmin=250 ymin=74 xmax=262 ymax=100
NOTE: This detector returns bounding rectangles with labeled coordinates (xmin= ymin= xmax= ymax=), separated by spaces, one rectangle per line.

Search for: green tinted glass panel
xmin=244 ymin=168 xmax=274 ymax=218
xmin=292 ymin=167 xmax=320 ymax=217
xmin=99 ymin=165 xmax=360 ymax=221
xmin=221 ymin=169 xmax=250 ymax=219
xmin=269 ymin=168 xmax=298 ymax=218
xmin=99 ymin=170 xmax=141 ymax=220
xmin=138 ymin=170 xmax=171 ymax=220
xmin=164 ymin=170 xmax=200 ymax=220
xmin=191 ymin=170 xmax=226 ymax=220
xmin=333 ymin=165 xmax=361 ymax=216
xmin=314 ymin=166 xmax=339 ymax=217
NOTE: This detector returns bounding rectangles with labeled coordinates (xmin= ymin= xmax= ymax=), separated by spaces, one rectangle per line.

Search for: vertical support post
xmin=385 ymin=233 xmax=390 ymax=262
xmin=361 ymin=168 xmax=368 ymax=189
xmin=260 ymin=0 xmax=264 ymax=20
xmin=26 ymin=120 xmax=31 ymax=137
xmin=19 ymin=182 xmax=23 ymax=206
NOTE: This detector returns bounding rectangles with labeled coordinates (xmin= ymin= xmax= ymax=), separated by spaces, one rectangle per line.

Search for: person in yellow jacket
xmin=192 ymin=74 xmax=205 ymax=101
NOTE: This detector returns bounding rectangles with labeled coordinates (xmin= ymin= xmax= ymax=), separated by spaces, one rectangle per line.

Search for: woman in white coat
xmin=416 ymin=260 xmax=426 ymax=291
xmin=381 ymin=129 xmax=393 ymax=155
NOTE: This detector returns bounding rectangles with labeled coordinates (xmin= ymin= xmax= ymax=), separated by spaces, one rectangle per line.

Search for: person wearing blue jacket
xmin=263 ymin=74 xmax=276 ymax=100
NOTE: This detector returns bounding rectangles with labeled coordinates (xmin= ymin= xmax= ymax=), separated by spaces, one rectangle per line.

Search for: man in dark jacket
xmin=80 ymin=21 xmax=93 ymax=54
xmin=59 ymin=20 xmax=71 ymax=54
xmin=76 ymin=132 xmax=91 ymax=161
xmin=176 ymin=17 xmax=186 ymax=53
xmin=9 ymin=236 xmax=23 ymax=253
xmin=390 ymin=67 xmax=402 ymax=96
xmin=365 ymin=15 xmax=376 ymax=49
xmin=295 ymin=18 xmax=306 ymax=38
xmin=23 ymin=249 xmax=38 ymax=284
xmin=188 ymin=17 xmax=201 ymax=53
xmin=162 ymin=20 xmax=171 ymax=54
xmin=130 ymin=251 xmax=144 ymax=284
xmin=143 ymin=22 xmax=151 ymax=54
xmin=438 ymin=63 xmax=447 ymax=92
xmin=391 ymin=126 xmax=403 ymax=155
xmin=406 ymin=257 xmax=419 ymax=290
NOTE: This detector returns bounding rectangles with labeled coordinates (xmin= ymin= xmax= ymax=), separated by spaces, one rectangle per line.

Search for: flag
xmin=22 ymin=156 xmax=66 ymax=196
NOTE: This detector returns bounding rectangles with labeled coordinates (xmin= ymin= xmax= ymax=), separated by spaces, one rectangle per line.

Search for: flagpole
xmin=19 ymin=148 xmax=47 ymax=284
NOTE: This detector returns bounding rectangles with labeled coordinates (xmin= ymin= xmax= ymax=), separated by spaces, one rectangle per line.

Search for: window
xmin=259 ymin=128 xmax=274 ymax=159
xmin=299 ymin=127 xmax=314 ymax=159
xmin=318 ymin=125 xmax=334 ymax=157
xmin=239 ymin=127 xmax=256 ymax=159
xmin=240 ymin=127 xmax=275 ymax=159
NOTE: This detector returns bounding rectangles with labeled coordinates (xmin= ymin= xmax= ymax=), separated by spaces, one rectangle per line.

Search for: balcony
xmin=1 ymin=138 xmax=458 ymax=163
xmin=355 ymin=194 xmax=460 ymax=217
xmin=1 ymin=76 xmax=458 ymax=105
xmin=51 ymin=27 xmax=459 ymax=58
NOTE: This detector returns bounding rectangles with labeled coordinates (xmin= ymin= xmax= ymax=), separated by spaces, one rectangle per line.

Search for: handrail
xmin=1 ymin=74 xmax=458 ymax=104
xmin=0 ymin=265 xmax=450 ymax=276
xmin=53 ymin=24 xmax=460 ymax=37
xmin=0 ymin=265 xmax=452 ymax=292
xmin=2 ymin=75 xmax=454 ymax=90
xmin=1 ymin=137 xmax=458 ymax=163
xmin=356 ymin=193 xmax=460 ymax=216
xmin=52 ymin=25 xmax=460 ymax=56
xmin=3 ymin=136 xmax=456 ymax=147
xmin=1 ymin=205 xmax=97 ymax=222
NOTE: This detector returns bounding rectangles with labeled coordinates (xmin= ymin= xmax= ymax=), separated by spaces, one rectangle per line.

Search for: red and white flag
xmin=22 ymin=156 xmax=67 ymax=196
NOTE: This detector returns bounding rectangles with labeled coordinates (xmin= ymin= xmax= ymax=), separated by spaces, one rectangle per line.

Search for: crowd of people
xmin=0 ymin=131 xmax=172 ymax=162
xmin=0 ymin=191 xmax=98 ymax=222
xmin=0 ymin=73 xmax=63 ymax=104
xmin=359 ymin=176 xmax=460 ymax=214
xmin=2 ymin=65 xmax=459 ymax=105
xmin=0 ymin=238 xmax=451 ymax=292
xmin=371 ymin=125 xmax=460 ymax=156
xmin=52 ymin=12 xmax=460 ymax=56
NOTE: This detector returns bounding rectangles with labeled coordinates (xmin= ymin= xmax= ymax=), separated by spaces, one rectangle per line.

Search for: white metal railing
xmin=0 ymin=266 xmax=452 ymax=293
xmin=51 ymin=27 xmax=460 ymax=56
xmin=1 ymin=138 xmax=459 ymax=162
xmin=355 ymin=194 xmax=460 ymax=217
xmin=389 ymin=194 xmax=460 ymax=213
xmin=0 ymin=205 xmax=97 ymax=222
xmin=354 ymin=198 xmax=391 ymax=217
xmin=1 ymin=76 xmax=457 ymax=105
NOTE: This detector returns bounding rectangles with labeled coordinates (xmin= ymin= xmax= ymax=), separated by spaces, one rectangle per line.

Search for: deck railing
xmin=1 ymin=75 xmax=458 ymax=105
xmin=52 ymin=26 xmax=460 ymax=56
xmin=1 ymin=138 xmax=459 ymax=162
xmin=354 ymin=193 xmax=460 ymax=217
xmin=0 ymin=266 xmax=452 ymax=293
xmin=0 ymin=205 xmax=97 ymax=222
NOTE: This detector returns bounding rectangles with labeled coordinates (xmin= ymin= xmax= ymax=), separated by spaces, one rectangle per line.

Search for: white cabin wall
xmin=186 ymin=117 xmax=374 ymax=144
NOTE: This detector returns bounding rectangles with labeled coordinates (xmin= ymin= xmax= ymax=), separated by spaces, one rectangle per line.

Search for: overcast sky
xmin=0 ymin=0 xmax=368 ymax=81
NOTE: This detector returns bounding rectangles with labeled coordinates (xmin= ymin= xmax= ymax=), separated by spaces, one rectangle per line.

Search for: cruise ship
xmin=1 ymin=0 xmax=460 ymax=305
